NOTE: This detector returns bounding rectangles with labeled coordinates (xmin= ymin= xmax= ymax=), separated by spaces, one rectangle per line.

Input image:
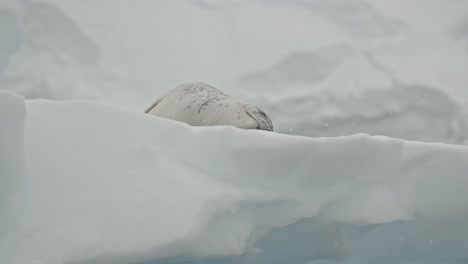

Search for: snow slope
xmin=1 ymin=91 xmax=468 ymax=264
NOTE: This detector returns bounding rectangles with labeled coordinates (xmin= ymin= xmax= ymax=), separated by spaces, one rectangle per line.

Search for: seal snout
xmin=244 ymin=105 xmax=274 ymax=131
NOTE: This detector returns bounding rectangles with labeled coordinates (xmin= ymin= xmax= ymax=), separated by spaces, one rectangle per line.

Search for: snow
xmin=1 ymin=93 xmax=468 ymax=264
xmin=1 ymin=0 xmax=468 ymax=263
xmin=1 ymin=0 xmax=468 ymax=143
xmin=0 ymin=90 xmax=25 ymax=239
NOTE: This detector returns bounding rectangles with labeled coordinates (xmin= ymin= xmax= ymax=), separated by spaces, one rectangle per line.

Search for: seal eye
xmin=257 ymin=110 xmax=268 ymax=120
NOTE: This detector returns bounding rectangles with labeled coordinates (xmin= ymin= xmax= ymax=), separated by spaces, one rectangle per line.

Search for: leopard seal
xmin=145 ymin=82 xmax=273 ymax=131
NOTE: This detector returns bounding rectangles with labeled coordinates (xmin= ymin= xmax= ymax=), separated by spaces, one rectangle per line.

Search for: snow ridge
xmin=1 ymin=93 xmax=467 ymax=264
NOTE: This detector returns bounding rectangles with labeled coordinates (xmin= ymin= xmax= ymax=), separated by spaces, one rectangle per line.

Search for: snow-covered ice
xmin=1 ymin=0 xmax=468 ymax=263
xmin=1 ymin=93 xmax=468 ymax=264
xmin=0 ymin=90 xmax=25 ymax=239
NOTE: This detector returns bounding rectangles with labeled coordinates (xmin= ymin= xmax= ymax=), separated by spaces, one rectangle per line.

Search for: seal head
xmin=146 ymin=82 xmax=273 ymax=131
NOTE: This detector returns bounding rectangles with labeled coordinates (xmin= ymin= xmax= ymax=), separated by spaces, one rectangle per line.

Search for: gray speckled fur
xmin=146 ymin=82 xmax=273 ymax=131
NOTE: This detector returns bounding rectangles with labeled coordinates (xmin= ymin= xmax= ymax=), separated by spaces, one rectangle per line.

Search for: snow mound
xmin=1 ymin=91 xmax=468 ymax=264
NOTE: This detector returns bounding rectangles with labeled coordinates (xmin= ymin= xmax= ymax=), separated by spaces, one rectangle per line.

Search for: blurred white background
xmin=1 ymin=0 xmax=468 ymax=143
